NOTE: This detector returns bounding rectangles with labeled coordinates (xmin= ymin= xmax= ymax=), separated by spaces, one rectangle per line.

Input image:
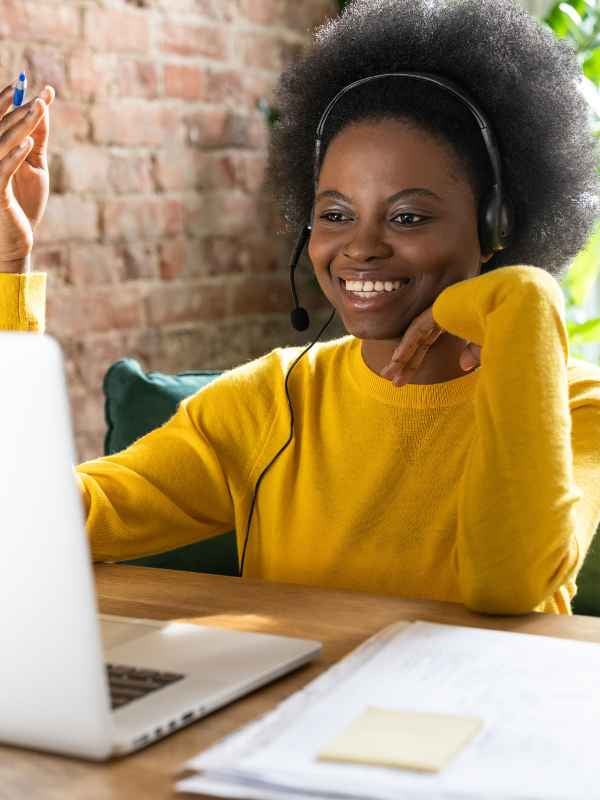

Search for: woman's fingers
xmin=459 ymin=343 xmax=481 ymax=372
xmin=27 ymin=86 xmax=54 ymax=168
xmin=0 ymin=137 xmax=34 ymax=195
xmin=381 ymin=306 xmax=444 ymax=386
xmin=0 ymin=83 xmax=15 ymax=121
xmin=0 ymin=98 xmax=46 ymax=161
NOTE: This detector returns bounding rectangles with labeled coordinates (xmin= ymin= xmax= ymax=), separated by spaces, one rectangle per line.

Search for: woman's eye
xmin=392 ymin=212 xmax=427 ymax=225
xmin=319 ymin=211 xmax=351 ymax=223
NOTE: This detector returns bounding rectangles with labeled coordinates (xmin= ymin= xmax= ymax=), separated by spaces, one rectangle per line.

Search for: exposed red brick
xmin=37 ymin=196 xmax=99 ymax=243
xmin=32 ymin=244 xmax=70 ymax=288
xmin=145 ymin=282 xmax=228 ymax=325
xmin=120 ymin=242 xmax=160 ymax=280
xmin=204 ymin=69 xmax=245 ymax=105
xmin=115 ymin=60 xmax=160 ymax=100
xmin=152 ymin=149 xmax=199 ymax=192
xmin=198 ymin=235 xmax=255 ymax=276
xmin=159 ymin=239 xmax=186 ymax=280
xmin=54 ymin=147 xmax=110 ymax=194
xmin=75 ymin=332 xmax=131 ymax=391
xmin=237 ymin=32 xmax=283 ymax=71
xmin=164 ymin=200 xmax=185 ymax=237
xmin=47 ymin=286 xmax=146 ymax=336
xmin=291 ymin=0 xmax=339 ymax=32
xmin=67 ymin=51 xmax=115 ymax=103
xmin=205 ymin=191 xmax=260 ymax=236
xmin=164 ymin=64 xmax=207 ymax=101
xmin=160 ymin=22 xmax=227 ymax=59
xmin=68 ymin=243 xmax=126 ymax=286
xmin=207 ymin=153 xmax=266 ymax=192
xmin=69 ymin=388 xmax=106 ymax=438
xmin=242 ymin=72 xmax=278 ymax=106
xmin=193 ymin=0 xmax=239 ymax=21
xmin=184 ymin=108 xmax=268 ymax=150
xmin=84 ymin=7 xmax=151 ymax=53
xmin=108 ymin=154 xmax=154 ymax=195
xmin=229 ymin=273 xmax=291 ymax=316
xmin=91 ymin=102 xmax=168 ymax=147
xmin=239 ymin=0 xmax=282 ymax=25
xmin=49 ymin=101 xmax=90 ymax=147
xmin=102 ymin=198 xmax=174 ymax=242
xmin=74 ymin=431 xmax=104 ymax=463
xmin=0 ymin=2 xmax=81 ymax=43
xmin=24 ymin=48 xmax=68 ymax=99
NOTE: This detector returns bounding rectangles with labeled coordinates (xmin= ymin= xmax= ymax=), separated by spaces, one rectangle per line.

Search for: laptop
xmin=0 ymin=333 xmax=321 ymax=760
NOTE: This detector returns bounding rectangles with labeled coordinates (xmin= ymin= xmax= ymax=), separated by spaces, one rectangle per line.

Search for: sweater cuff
xmin=0 ymin=272 xmax=47 ymax=332
xmin=431 ymin=265 xmax=565 ymax=348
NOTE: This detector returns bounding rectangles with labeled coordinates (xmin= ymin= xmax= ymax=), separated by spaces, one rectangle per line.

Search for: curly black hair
xmin=267 ymin=0 xmax=599 ymax=277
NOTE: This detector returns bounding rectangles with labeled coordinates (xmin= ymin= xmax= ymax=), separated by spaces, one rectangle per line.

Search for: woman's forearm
xmin=0 ymin=254 xmax=31 ymax=273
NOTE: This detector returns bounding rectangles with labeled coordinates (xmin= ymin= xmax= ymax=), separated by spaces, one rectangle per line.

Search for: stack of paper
xmin=177 ymin=620 xmax=600 ymax=800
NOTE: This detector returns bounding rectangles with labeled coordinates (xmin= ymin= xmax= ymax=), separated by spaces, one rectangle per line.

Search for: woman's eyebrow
xmin=315 ymin=188 xmax=443 ymax=203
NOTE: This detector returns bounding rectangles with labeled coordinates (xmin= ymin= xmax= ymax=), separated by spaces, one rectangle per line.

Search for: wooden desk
xmin=3 ymin=565 xmax=600 ymax=800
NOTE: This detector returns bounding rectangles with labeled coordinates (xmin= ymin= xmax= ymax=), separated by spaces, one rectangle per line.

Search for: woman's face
xmin=308 ymin=118 xmax=492 ymax=342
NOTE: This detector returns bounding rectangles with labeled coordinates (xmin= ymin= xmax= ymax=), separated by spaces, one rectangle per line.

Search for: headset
xmin=238 ymin=71 xmax=514 ymax=576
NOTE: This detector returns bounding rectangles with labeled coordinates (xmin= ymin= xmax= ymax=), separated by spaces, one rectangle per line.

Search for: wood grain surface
xmin=2 ymin=564 xmax=600 ymax=800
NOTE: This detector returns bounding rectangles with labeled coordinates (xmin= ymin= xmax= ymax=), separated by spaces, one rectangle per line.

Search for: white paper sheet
xmin=177 ymin=620 xmax=600 ymax=800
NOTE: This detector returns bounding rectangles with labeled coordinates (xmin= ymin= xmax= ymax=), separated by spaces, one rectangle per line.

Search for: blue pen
xmin=13 ymin=72 xmax=27 ymax=107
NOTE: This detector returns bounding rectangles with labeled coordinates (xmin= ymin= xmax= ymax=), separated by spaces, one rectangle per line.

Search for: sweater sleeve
xmin=432 ymin=265 xmax=600 ymax=615
xmin=77 ymin=352 xmax=280 ymax=563
xmin=0 ymin=272 xmax=46 ymax=331
xmin=76 ymin=390 xmax=240 ymax=562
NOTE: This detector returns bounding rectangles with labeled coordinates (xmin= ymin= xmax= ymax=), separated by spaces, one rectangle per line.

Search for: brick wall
xmin=0 ymin=0 xmax=341 ymax=461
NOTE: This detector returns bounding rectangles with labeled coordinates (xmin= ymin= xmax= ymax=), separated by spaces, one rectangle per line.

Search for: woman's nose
xmin=343 ymin=223 xmax=393 ymax=262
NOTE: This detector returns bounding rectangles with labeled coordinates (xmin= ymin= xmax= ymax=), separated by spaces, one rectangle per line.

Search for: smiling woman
xmin=308 ymin=120 xmax=490 ymax=381
xmin=1 ymin=0 xmax=600 ymax=617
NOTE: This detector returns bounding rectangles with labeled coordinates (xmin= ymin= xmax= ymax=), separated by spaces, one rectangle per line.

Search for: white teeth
xmin=344 ymin=279 xmax=404 ymax=293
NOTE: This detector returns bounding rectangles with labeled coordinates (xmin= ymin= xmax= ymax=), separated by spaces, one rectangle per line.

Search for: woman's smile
xmin=337 ymin=275 xmax=414 ymax=312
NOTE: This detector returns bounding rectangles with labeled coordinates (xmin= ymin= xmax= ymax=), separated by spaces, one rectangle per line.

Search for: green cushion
xmin=103 ymin=358 xmax=238 ymax=576
xmin=573 ymin=529 xmax=600 ymax=616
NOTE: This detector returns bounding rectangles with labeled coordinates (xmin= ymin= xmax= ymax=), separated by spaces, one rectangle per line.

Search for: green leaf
xmin=545 ymin=1 xmax=591 ymax=42
xmin=583 ymin=48 xmax=600 ymax=81
xmin=561 ymin=222 xmax=600 ymax=306
xmin=567 ymin=316 xmax=600 ymax=342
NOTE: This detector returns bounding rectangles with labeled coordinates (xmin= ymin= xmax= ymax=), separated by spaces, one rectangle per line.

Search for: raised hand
xmin=380 ymin=305 xmax=481 ymax=387
xmin=0 ymin=81 xmax=54 ymax=271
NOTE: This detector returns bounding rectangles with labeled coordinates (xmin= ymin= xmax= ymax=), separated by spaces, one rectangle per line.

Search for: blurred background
xmin=0 ymin=0 xmax=596 ymax=460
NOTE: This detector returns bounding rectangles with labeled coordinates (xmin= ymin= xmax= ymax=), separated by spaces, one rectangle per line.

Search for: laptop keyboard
xmin=107 ymin=663 xmax=185 ymax=710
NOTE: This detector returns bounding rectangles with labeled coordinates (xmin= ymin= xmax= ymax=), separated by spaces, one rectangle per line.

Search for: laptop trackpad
xmin=99 ymin=613 xmax=166 ymax=651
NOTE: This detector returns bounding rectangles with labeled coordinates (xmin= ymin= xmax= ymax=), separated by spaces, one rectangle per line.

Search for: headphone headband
xmin=311 ymin=71 xmax=512 ymax=254
xmin=314 ymin=71 xmax=503 ymax=196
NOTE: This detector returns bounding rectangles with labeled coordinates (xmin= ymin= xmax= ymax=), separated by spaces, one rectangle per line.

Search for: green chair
xmin=572 ymin=529 xmax=600 ymax=616
xmin=103 ymin=358 xmax=600 ymax=614
xmin=103 ymin=358 xmax=238 ymax=576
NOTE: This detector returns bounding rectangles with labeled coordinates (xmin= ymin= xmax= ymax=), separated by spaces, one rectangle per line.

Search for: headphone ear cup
xmin=478 ymin=192 xmax=495 ymax=255
xmin=497 ymin=199 xmax=514 ymax=250
xmin=479 ymin=190 xmax=513 ymax=254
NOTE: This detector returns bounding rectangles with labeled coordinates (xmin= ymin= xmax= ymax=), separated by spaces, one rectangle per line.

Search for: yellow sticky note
xmin=317 ymin=707 xmax=483 ymax=773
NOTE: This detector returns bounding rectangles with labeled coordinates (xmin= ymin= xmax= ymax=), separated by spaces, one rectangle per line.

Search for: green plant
xmin=544 ymin=1 xmax=600 ymax=358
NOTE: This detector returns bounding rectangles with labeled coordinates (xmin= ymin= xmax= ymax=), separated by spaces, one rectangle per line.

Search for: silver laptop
xmin=0 ymin=333 xmax=321 ymax=760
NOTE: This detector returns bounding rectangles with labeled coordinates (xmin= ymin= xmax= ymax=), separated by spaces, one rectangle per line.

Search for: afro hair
xmin=267 ymin=0 xmax=599 ymax=277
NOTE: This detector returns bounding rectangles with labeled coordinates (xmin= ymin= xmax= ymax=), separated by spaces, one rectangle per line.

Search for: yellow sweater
xmin=3 ymin=266 xmax=600 ymax=615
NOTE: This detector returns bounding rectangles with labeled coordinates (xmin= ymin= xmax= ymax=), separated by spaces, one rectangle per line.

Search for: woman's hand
xmin=0 ymin=82 xmax=55 ymax=273
xmin=380 ymin=305 xmax=481 ymax=387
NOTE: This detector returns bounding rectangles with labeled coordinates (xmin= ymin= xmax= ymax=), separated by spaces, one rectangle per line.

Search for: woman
xmin=1 ymin=0 xmax=599 ymax=615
